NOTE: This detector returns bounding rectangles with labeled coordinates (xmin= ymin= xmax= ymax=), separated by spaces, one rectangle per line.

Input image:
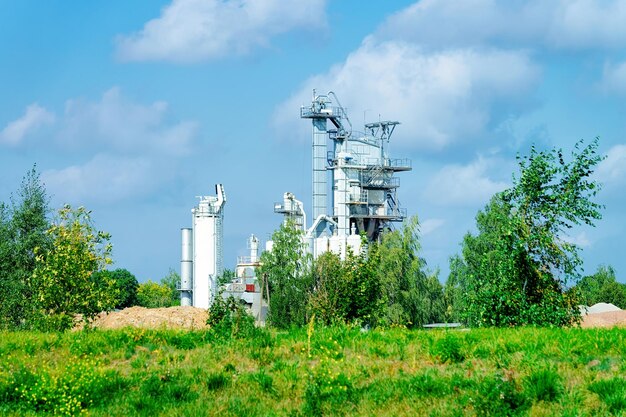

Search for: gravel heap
xmin=90 ymin=306 xmax=209 ymax=330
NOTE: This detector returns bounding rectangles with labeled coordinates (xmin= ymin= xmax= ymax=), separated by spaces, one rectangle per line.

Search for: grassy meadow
xmin=1 ymin=325 xmax=626 ymax=416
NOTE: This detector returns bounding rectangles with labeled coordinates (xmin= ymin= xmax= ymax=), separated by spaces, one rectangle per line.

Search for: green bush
xmin=474 ymin=373 xmax=530 ymax=416
xmin=432 ymin=333 xmax=465 ymax=364
xmin=1 ymin=358 xmax=126 ymax=416
xmin=524 ymin=367 xmax=563 ymax=402
xmin=205 ymin=372 xmax=230 ymax=391
xmin=207 ymin=294 xmax=257 ymax=339
xmin=589 ymin=377 xmax=626 ymax=414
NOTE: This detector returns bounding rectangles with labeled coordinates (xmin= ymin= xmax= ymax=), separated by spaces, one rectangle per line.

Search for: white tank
xmin=191 ymin=184 xmax=226 ymax=309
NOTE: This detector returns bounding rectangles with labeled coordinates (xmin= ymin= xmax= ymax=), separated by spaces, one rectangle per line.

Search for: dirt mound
xmin=91 ymin=306 xmax=209 ymax=330
xmin=581 ymin=310 xmax=626 ymax=328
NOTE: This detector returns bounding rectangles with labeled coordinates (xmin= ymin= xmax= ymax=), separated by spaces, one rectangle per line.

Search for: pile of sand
xmin=586 ymin=302 xmax=622 ymax=314
xmin=581 ymin=310 xmax=626 ymax=328
xmin=91 ymin=306 xmax=209 ymax=330
xmin=580 ymin=303 xmax=626 ymax=328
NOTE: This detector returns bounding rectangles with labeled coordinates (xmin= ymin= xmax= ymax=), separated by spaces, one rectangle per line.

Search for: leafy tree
xmin=0 ymin=167 xmax=52 ymax=329
xmin=160 ymin=268 xmax=181 ymax=307
xmin=30 ymin=205 xmax=116 ymax=330
xmin=576 ymin=265 xmax=626 ymax=308
xmin=259 ymin=220 xmax=312 ymax=328
xmin=137 ymin=280 xmax=172 ymax=308
xmin=449 ymin=139 xmax=604 ymax=327
xmin=92 ymin=268 xmax=139 ymax=309
xmin=217 ymin=268 xmax=236 ymax=286
xmin=308 ymin=251 xmax=352 ymax=325
xmin=369 ymin=217 xmax=445 ymax=327
xmin=443 ymin=255 xmax=466 ymax=323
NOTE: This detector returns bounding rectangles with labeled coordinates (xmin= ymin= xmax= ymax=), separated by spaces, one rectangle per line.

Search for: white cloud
xmin=424 ymin=157 xmax=509 ymax=206
xmin=599 ymin=61 xmax=626 ymax=95
xmin=59 ymin=87 xmax=197 ymax=156
xmin=596 ymin=144 xmax=626 ymax=184
xmin=0 ymin=103 xmax=55 ymax=146
xmin=376 ymin=0 xmax=626 ymax=50
xmin=274 ymin=40 xmax=539 ymax=150
xmin=561 ymin=231 xmax=591 ymax=248
xmin=34 ymin=87 xmax=199 ymax=205
xmin=42 ymin=154 xmax=163 ymax=205
xmin=420 ymin=218 xmax=445 ymax=236
xmin=116 ymin=0 xmax=328 ymax=63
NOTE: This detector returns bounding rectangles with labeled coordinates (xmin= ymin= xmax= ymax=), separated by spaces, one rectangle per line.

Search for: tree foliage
xmin=0 ymin=167 xmax=52 ymax=329
xmin=92 ymin=268 xmax=139 ymax=309
xmin=448 ymin=139 xmax=604 ymax=327
xmin=576 ymin=265 xmax=626 ymax=308
xmin=259 ymin=221 xmax=312 ymax=328
xmin=261 ymin=217 xmax=445 ymax=328
xmin=369 ymin=217 xmax=445 ymax=327
xmin=31 ymin=205 xmax=117 ymax=330
xmin=160 ymin=268 xmax=181 ymax=307
xmin=137 ymin=280 xmax=173 ymax=308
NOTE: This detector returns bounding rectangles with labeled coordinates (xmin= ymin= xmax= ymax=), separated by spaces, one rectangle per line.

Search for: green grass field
xmin=2 ymin=325 xmax=626 ymax=416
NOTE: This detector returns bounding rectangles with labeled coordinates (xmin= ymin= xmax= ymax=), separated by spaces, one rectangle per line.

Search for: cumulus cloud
xmin=116 ymin=0 xmax=328 ymax=63
xmin=59 ymin=87 xmax=197 ymax=156
xmin=42 ymin=155 xmax=161 ymax=205
xmin=376 ymin=0 xmax=626 ymax=50
xmin=274 ymin=40 xmax=539 ymax=150
xmin=424 ymin=157 xmax=509 ymax=206
xmin=34 ymin=87 xmax=199 ymax=205
xmin=0 ymin=103 xmax=55 ymax=146
xmin=596 ymin=144 xmax=626 ymax=185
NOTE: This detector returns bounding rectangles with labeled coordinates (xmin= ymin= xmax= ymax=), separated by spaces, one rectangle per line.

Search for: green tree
xmin=576 ymin=265 xmax=626 ymax=308
xmin=160 ymin=268 xmax=181 ymax=307
xmin=137 ymin=280 xmax=172 ymax=308
xmin=369 ymin=217 xmax=445 ymax=327
xmin=31 ymin=205 xmax=116 ymax=330
xmin=308 ymin=251 xmax=351 ymax=325
xmin=217 ymin=268 xmax=236 ymax=286
xmin=92 ymin=268 xmax=139 ymax=309
xmin=259 ymin=221 xmax=312 ymax=328
xmin=450 ymin=139 xmax=604 ymax=327
xmin=0 ymin=167 xmax=52 ymax=329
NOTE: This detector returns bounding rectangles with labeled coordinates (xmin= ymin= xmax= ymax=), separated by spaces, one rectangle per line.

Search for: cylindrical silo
xmin=180 ymin=228 xmax=193 ymax=306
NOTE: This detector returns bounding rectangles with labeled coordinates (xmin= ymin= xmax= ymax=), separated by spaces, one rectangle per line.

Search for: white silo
xmin=191 ymin=184 xmax=226 ymax=309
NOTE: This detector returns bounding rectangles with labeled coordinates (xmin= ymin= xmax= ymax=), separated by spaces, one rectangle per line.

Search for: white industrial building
xmin=180 ymin=91 xmax=410 ymax=310
xmin=179 ymin=184 xmax=225 ymax=309
xmin=271 ymin=90 xmax=411 ymax=258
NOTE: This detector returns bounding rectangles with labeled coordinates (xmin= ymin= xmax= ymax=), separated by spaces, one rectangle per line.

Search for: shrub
xmin=432 ymin=333 xmax=465 ymax=364
xmin=524 ymin=367 xmax=563 ymax=402
xmin=589 ymin=377 xmax=626 ymax=414
xmin=207 ymin=294 xmax=256 ymax=339
xmin=474 ymin=373 xmax=530 ymax=416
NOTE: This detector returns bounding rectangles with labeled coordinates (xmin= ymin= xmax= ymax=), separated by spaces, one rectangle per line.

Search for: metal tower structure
xmin=300 ymin=90 xmax=350 ymax=224
xmin=299 ymin=91 xmax=411 ymax=243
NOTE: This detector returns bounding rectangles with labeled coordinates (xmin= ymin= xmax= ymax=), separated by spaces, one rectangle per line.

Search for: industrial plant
xmin=180 ymin=91 xmax=412 ymax=313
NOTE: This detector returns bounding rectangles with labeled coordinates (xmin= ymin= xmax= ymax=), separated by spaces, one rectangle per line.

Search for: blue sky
xmin=1 ymin=0 xmax=626 ymax=283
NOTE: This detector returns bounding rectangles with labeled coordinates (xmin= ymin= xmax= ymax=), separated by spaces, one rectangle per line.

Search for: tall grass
xmin=1 ymin=326 xmax=626 ymax=416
